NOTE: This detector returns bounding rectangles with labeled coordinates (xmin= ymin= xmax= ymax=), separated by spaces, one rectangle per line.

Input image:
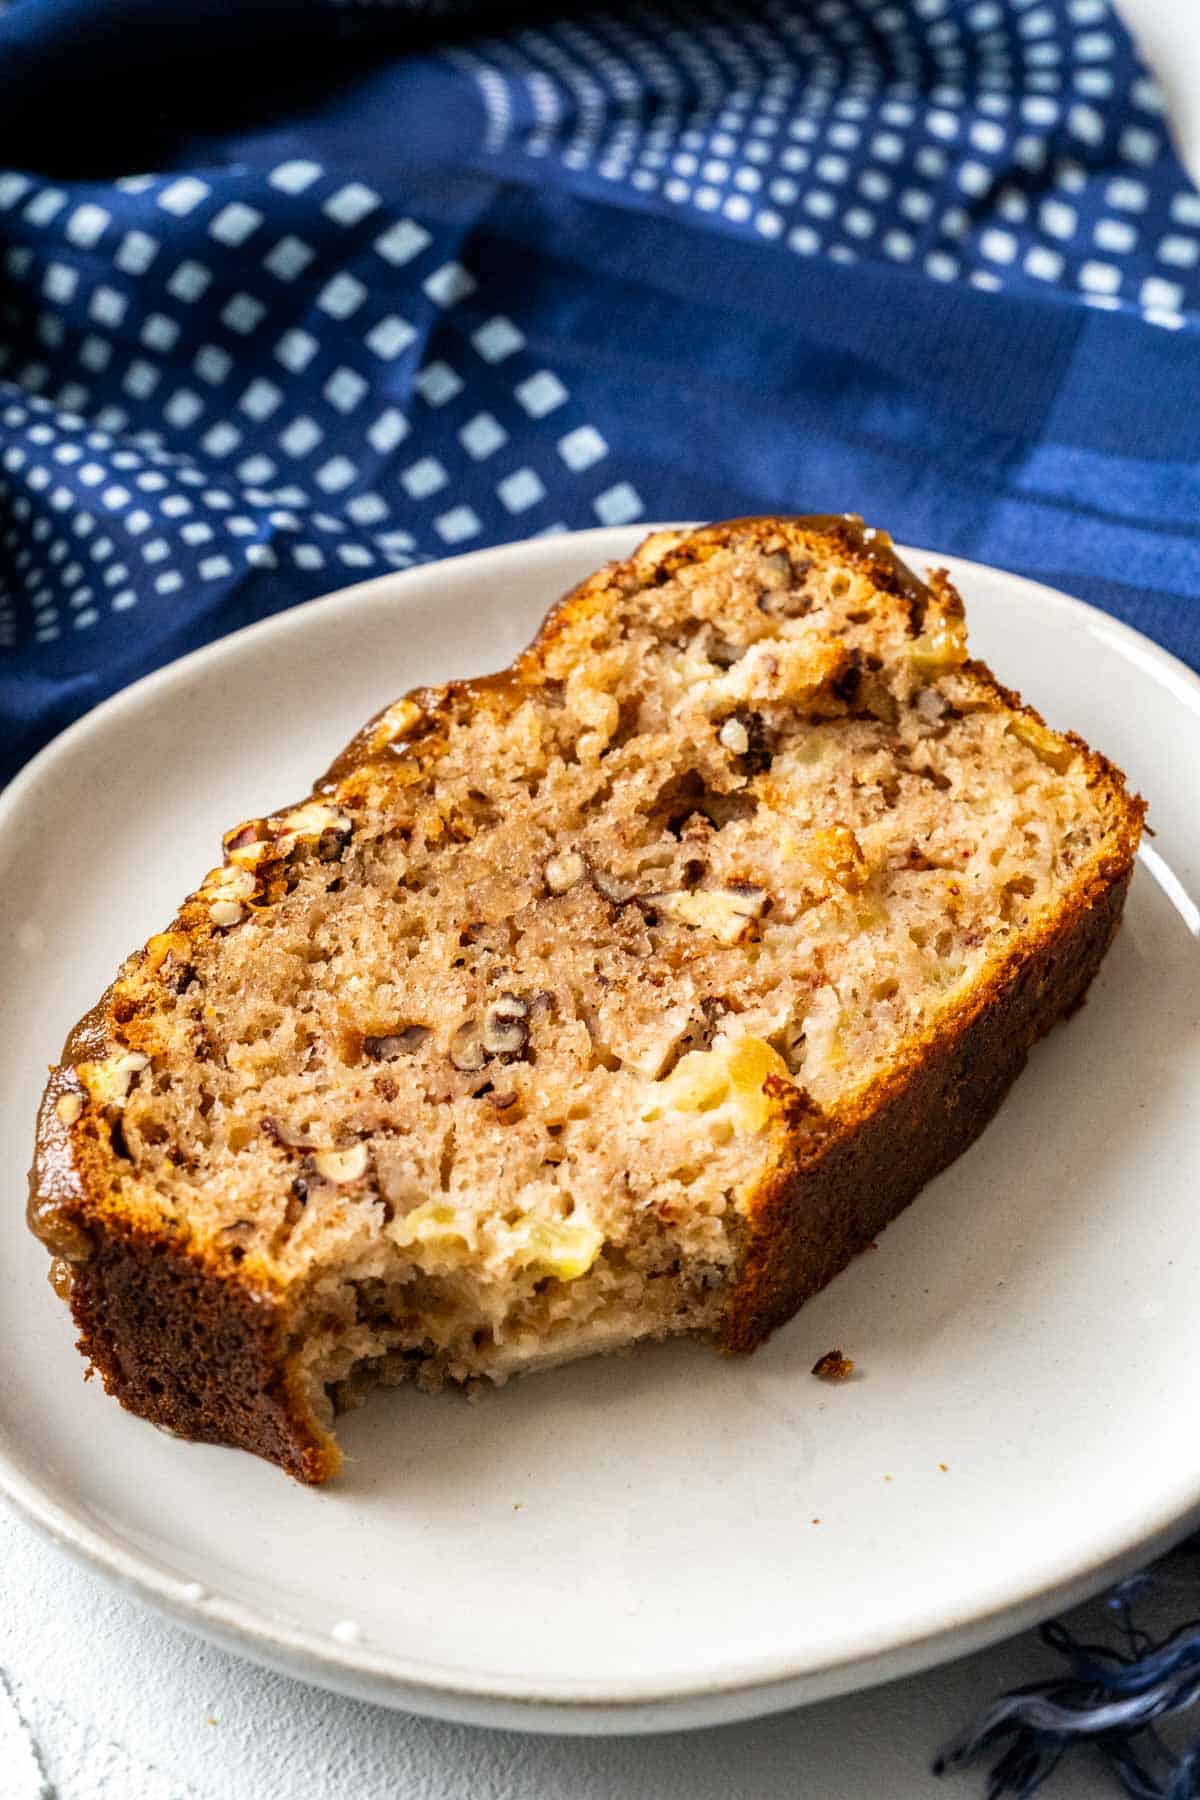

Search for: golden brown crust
xmin=317 ymin=514 xmax=934 ymax=800
xmin=29 ymin=1009 xmax=338 ymax=1481
xmin=27 ymin=515 xmax=1145 ymax=1483
xmin=723 ymin=856 xmax=1135 ymax=1350
xmin=68 ymin=1218 xmax=337 ymax=1483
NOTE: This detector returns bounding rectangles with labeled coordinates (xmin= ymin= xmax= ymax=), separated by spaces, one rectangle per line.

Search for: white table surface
xmin=5 ymin=6 xmax=1199 ymax=1797
xmin=8 ymin=1498 xmax=1199 ymax=1800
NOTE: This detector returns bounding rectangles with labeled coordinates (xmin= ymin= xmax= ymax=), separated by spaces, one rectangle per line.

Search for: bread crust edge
xmin=68 ymin=1217 xmax=337 ymax=1483
xmin=26 ymin=516 xmax=1145 ymax=1481
xmin=722 ymin=849 xmax=1136 ymax=1350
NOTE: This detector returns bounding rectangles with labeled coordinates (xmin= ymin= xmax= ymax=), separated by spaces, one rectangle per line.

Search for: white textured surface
xmin=4 ymin=1502 xmax=1163 ymax=1800
xmin=0 ymin=1668 xmax=53 ymax=1800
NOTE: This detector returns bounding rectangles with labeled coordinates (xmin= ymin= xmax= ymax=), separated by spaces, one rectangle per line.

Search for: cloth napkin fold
xmin=1 ymin=0 xmax=1199 ymax=783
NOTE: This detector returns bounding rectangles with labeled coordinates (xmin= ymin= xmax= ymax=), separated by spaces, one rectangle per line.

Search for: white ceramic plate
xmin=2 ymin=527 xmax=1199 ymax=1734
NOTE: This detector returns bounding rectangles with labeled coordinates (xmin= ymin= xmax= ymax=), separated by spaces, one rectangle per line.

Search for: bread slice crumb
xmin=811 ymin=1349 xmax=856 ymax=1382
xmin=30 ymin=515 xmax=1144 ymax=1481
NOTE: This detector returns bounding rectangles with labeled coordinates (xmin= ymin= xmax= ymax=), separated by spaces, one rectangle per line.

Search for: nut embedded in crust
xmin=203 ymin=863 xmax=258 ymax=927
xmin=278 ymin=802 xmax=353 ymax=852
xmin=82 ymin=1049 xmax=149 ymax=1108
xmin=371 ymin=697 xmax=424 ymax=750
xmin=209 ymin=899 xmax=246 ymax=929
xmin=224 ymin=822 xmax=276 ymax=870
xmin=228 ymin=839 xmax=276 ymax=872
xmin=203 ymin=864 xmax=257 ymax=899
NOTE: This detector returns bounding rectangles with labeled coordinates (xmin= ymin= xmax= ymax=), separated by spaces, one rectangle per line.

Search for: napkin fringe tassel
xmin=935 ymin=1572 xmax=1200 ymax=1798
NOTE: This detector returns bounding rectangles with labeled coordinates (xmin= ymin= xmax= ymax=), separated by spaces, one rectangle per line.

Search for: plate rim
xmin=3 ymin=523 xmax=1199 ymax=1729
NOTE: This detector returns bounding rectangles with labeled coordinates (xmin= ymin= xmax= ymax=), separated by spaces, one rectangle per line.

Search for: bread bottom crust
xmin=722 ymin=857 xmax=1132 ymax=1351
xmin=69 ymin=1231 xmax=337 ymax=1483
xmin=63 ymin=856 xmax=1132 ymax=1483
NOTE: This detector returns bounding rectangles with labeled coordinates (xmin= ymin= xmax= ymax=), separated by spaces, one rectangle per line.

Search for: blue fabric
xmin=937 ymin=1572 xmax=1200 ymax=1798
xmin=0 ymin=0 xmax=1199 ymax=789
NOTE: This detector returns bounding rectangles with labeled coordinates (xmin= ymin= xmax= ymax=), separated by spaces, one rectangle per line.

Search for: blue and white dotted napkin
xmin=1 ymin=0 xmax=1200 ymax=782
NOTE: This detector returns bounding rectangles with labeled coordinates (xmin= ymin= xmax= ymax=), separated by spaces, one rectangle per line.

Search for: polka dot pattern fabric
xmin=1 ymin=0 xmax=1199 ymax=778
xmin=455 ymin=0 xmax=1197 ymax=326
xmin=0 ymin=172 xmax=630 ymax=628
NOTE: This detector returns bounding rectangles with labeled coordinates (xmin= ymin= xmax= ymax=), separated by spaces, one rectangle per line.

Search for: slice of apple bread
xmin=30 ymin=515 xmax=1144 ymax=1481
